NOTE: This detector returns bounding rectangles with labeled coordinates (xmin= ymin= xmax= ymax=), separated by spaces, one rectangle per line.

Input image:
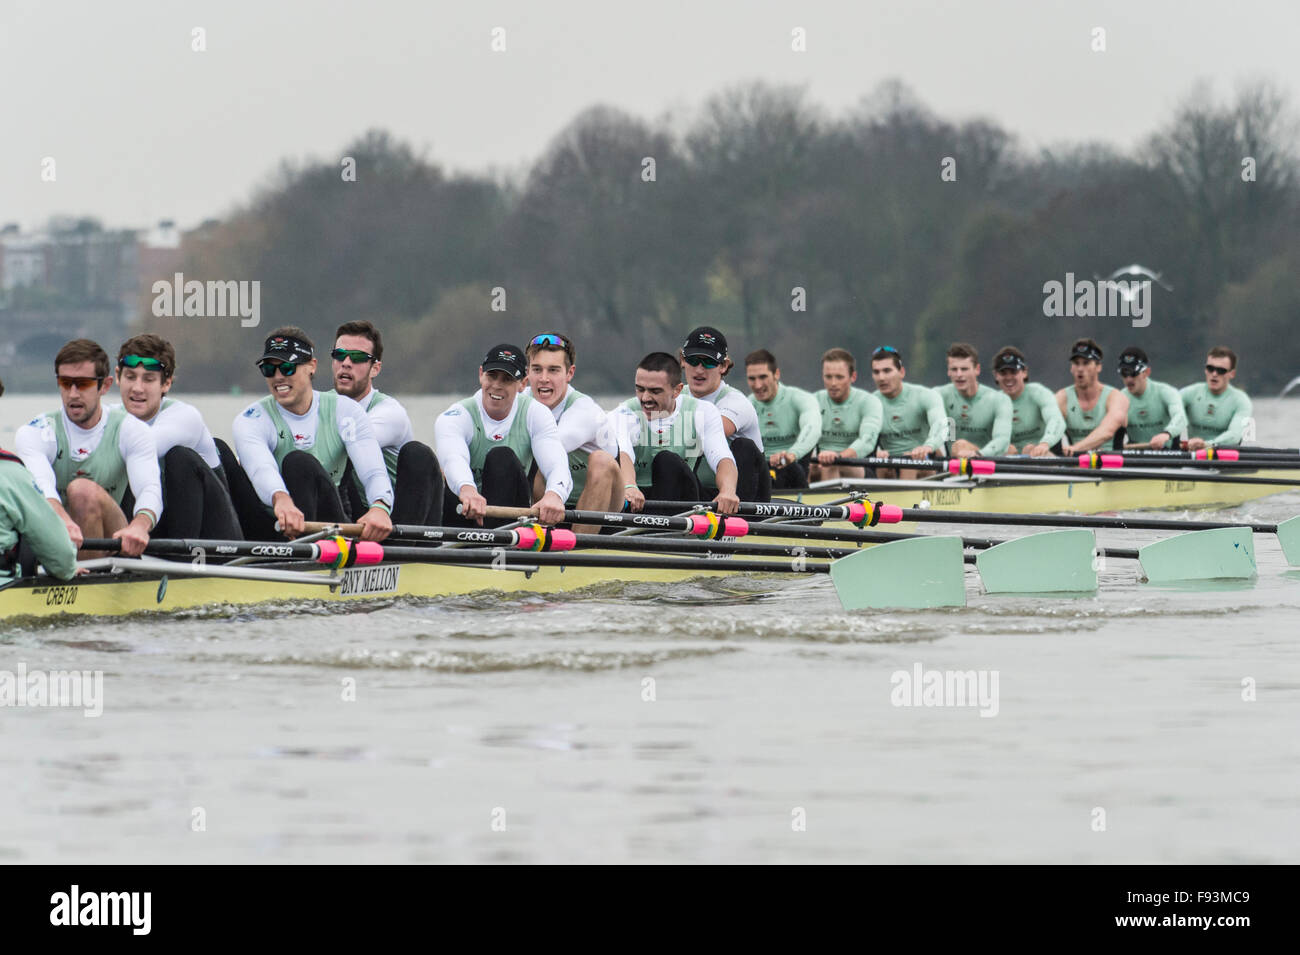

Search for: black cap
xmin=1117 ymin=347 xmax=1149 ymax=373
xmin=682 ymin=326 xmax=728 ymax=362
xmin=993 ymin=352 xmax=1027 ymax=372
xmin=481 ymin=343 xmax=526 ymax=380
xmin=1070 ymin=341 xmax=1103 ymax=363
xmin=257 ymin=333 xmax=313 ymax=365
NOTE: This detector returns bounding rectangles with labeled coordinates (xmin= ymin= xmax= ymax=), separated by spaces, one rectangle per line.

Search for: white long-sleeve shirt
xmin=695 ymin=382 xmax=764 ymax=448
xmin=358 ymin=389 xmax=415 ymax=456
xmin=608 ymin=397 xmax=736 ymax=475
xmin=109 ymin=398 xmax=221 ymax=468
xmin=15 ymin=407 xmax=164 ymax=521
xmin=231 ymin=392 xmax=393 ymax=508
xmin=524 ymin=386 xmax=617 ymax=456
xmin=434 ymin=392 xmax=573 ymax=501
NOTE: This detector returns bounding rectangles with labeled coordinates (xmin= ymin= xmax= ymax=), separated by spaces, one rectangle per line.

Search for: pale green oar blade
xmin=830 ymin=536 xmax=966 ymax=610
xmin=1275 ymin=515 xmax=1300 ymax=567
xmin=975 ymin=529 xmax=1098 ymax=594
xmin=1138 ymin=526 xmax=1256 ymax=583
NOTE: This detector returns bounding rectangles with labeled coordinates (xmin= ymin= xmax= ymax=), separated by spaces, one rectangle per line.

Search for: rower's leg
xmin=65 ymin=477 xmax=127 ymax=558
xmin=727 ymin=437 xmax=769 ymax=502
xmin=154 ymin=446 xmax=243 ymax=540
xmin=573 ymin=450 xmax=618 ymax=534
xmin=281 ymin=451 xmax=347 ymax=524
xmin=770 ymin=456 xmax=810 ymax=491
xmin=391 ymin=441 xmax=444 ymax=525
xmin=649 ymin=452 xmax=703 ymax=503
xmin=337 ymin=459 xmax=367 ymax=521
xmin=215 ymin=439 xmax=280 ymax=540
xmin=480 ymin=447 xmax=530 ymax=527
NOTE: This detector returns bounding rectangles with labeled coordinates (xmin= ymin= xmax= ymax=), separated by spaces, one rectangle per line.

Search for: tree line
xmin=139 ymin=78 xmax=1300 ymax=396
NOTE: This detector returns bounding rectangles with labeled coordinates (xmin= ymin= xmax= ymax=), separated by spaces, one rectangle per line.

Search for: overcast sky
xmin=4 ymin=0 xmax=1297 ymax=231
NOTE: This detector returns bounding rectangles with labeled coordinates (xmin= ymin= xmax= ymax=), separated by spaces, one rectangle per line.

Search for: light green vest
xmin=1063 ymin=384 xmax=1118 ymax=448
xmin=49 ymin=407 xmax=128 ymax=503
xmin=260 ymin=391 xmax=348 ymax=483
xmin=463 ymin=394 xmax=536 ymax=488
xmin=620 ymin=395 xmax=702 ymax=486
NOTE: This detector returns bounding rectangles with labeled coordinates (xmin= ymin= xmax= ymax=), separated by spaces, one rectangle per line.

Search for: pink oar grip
xmin=688 ymin=515 xmax=711 ymax=536
xmin=316 ymin=540 xmax=341 ymax=564
xmin=354 ymin=542 xmax=384 ymax=564
xmin=877 ymin=505 xmax=904 ymax=523
xmin=946 ymin=459 xmax=963 ymax=475
xmin=969 ymin=459 xmax=995 ymax=475
xmin=846 ymin=502 xmax=867 ymax=524
xmin=549 ymin=529 xmax=577 ymax=551
xmin=514 ymin=527 xmax=538 ymax=550
xmin=1099 ymin=454 xmax=1124 ymax=469
xmin=722 ymin=517 xmax=748 ymax=537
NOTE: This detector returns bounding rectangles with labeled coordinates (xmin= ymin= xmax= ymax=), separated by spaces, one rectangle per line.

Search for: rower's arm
xmin=694 ymin=403 xmax=737 ymax=475
xmin=118 ymin=415 xmax=164 ymax=528
xmin=1207 ymin=391 xmax=1252 ymax=447
xmin=848 ymin=393 xmax=883 ymax=459
xmin=1035 ymin=387 xmax=1066 ymax=448
xmin=980 ymin=392 xmax=1013 ymax=457
xmin=433 ymin=405 xmax=477 ymax=494
xmin=0 ymin=465 xmax=77 ymax=580
xmin=789 ymin=391 xmax=822 ymax=460
xmin=1160 ymin=382 xmax=1188 ymax=440
xmin=921 ymin=388 xmax=949 ymax=451
xmin=1072 ymin=389 xmax=1131 ymax=452
xmin=232 ymin=404 xmax=290 ymax=507
xmin=337 ymin=397 xmax=393 ymax=509
xmin=367 ymin=395 xmax=415 ymax=451
xmin=525 ymin=402 xmax=574 ymax=503
xmin=555 ymin=395 xmax=605 ymax=454
xmin=12 ymin=419 xmax=61 ymax=502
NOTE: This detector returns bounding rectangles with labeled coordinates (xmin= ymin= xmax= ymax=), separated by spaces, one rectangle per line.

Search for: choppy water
xmin=2 ymin=395 xmax=1298 ymax=863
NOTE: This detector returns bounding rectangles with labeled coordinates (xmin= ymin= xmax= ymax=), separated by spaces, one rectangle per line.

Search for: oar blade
xmin=1138 ymin=526 xmax=1256 ymax=583
xmin=975 ymin=529 xmax=1098 ymax=594
xmin=830 ymin=536 xmax=966 ymax=610
xmin=1275 ymin=515 xmax=1300 ymax=567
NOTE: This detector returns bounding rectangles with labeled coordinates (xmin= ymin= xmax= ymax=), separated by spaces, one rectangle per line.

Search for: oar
xmin=954 ymin=451 xmax=1300 ymax=471
xmin=81 ymin=537 xmax=833 ymax=576
xmin=836 ymin=456 xmax=1300 ymax=486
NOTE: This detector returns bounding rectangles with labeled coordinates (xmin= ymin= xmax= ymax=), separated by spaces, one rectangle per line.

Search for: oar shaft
xmin=838 ymin=456 xmax=1300 ymax=485
xmin=893 ymin=509 xmax=1278 ymax=534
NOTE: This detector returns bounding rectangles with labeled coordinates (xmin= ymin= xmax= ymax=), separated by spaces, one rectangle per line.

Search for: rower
xmin=678 ymin=326 xmax=770 ymax=502
xmin=1056 ymin=338 xmax=1129 ymax=454
xmin=936 ymin=342 xmax=1012 ymax=458
xmin=331 ymin=320 xmax=444 ymax=524
xmin=522 ymin=332 xmax=622 ymax=533
xmin=433 ymin=343 xmax=571 ymax=527
xmin=809 ymin=348 xmax=882 ymax=481
xmin=1116 ymin=346 xmax=1187 ymax=449
xmin=0 ymin=377 xmax=77 ymax=580
xmin=610 ymin=352 xmax=740 ymax=513
xmin=225 ymin=327 xmax=393 ymax=540
xmin=1181 ymin=346 xmax=1253 ymax=451
xmin=13 ymin=338 xmax=163 ymax=557
xmin=113 ymin=334 xmax=242 ymax=539
xmin=745 ymin=349 xmax=820 ymax=489
xmin=991 ymin=346 xmax=1064 ymax=456
xmin=869 ymin=345 xmax=947 ymax=480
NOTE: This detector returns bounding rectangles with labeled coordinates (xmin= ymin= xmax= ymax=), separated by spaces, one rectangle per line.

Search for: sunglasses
xmin=258 ymin=361 xmax=299 ymax=378
xmin=684 ymin=355 xmax=721 ymax=369
xmin=530 ymin=334 xmax=570 ymax=348
xmin=119 ymin=354 xmax=167 ymax=373
xmin=995 ymin=361 xmax=1026 ymax=372
xmin=331 ymin=348 xmax=376 ymax=364
xmin=57 ymin=376 xmax=104 ymax=391
xmin=1205 ymin=364 xmax=1231 ymax=375
xmin=872 ymin=345 xmax=899 ymax=359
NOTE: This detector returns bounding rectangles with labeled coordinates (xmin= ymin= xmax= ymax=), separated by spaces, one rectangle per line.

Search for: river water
xmin=1 ymin=394 xmax=1297 ymax=863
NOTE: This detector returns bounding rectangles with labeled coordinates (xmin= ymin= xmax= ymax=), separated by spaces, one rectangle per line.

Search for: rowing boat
xmin=0 ymin=551 xmax=823 ymax=621
xmin=798 ymin=468 xmax=1300 ymax=515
